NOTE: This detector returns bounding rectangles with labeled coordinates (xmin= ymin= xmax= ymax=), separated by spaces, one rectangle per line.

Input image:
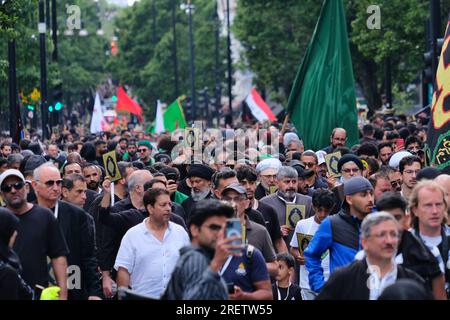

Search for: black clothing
xmin=88 ymin=192 xmax=123 ymax=263
xmin=317 ymin=259 xmax=427 ymax=300
xmin=254 ymin=201 xmax=283 ymax=247
xmin=84 ymin=189 xmax=99 ymax=213
xmin=246 ymin=208 xmax=266 ymax=227
xmin=255 ymin=184 xmax=269 ymax=200
xmin=182 ymin=192 xmax=214 ymax=222
xmin=13 ymin=205 xmax=69 ymax=289
xmin=52 ymin=201 xmax=101 ymax=300
xmin=172 ymin=202 xmax=186 ymax=222
xmin=272 ymin=282 xmax=302 ymax=300
xmin=398 ymin=231 xmax=442 ymax=290
xmin=98 ymin=206 xmax=187 ymax=274
xmin=0 ymin=261 xmax=33 ymax=300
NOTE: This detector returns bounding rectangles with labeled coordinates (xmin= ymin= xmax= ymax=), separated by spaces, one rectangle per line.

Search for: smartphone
xmin=226 ymin=218 xmax=242 ymax=252
xmin=227 ymin=283 xmax=235 ymax=294
xmin=396 ymin=138 xmax=404 ymax=150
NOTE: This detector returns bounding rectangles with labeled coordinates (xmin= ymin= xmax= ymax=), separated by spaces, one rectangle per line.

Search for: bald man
xmin=323 ymin=128 xmax=347 ymax=154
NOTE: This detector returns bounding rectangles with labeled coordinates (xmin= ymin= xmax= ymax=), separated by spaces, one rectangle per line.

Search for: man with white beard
xmin=181 ymin=164 xmax=216 ymax=221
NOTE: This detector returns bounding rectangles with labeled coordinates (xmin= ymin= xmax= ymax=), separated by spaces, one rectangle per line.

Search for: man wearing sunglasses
xmin=0 ymin=169 xmax=69 ymax=300
xmin=32 ymin=162 xmax=102 ymax=300
xmin=137 ymin=140 xmax=154 ymax=167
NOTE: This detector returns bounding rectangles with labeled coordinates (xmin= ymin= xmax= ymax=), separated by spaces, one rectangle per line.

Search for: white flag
xmin=155 ymin=99 xmax=165 ymax=134
xmin=90 ymin=92 xmax=105 ymax=133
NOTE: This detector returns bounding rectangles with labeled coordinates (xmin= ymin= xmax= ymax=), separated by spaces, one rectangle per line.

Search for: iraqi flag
xmin=244 ymin=88 xmax=277 ymax=123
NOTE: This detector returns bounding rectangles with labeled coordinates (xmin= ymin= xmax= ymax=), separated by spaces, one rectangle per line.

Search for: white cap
xmin=0 ymin=169 xmax=25 ymax=187
xmin=256 ymin=158 xmax=282 ymax=174
xmin=316 ymin=150 xmax=327 ymax=165
xmin=388 ymin=151 xmax=413 ymax=169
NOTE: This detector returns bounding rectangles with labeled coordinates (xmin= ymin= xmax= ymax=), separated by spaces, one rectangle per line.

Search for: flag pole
xmin=281 ymin=112 xmax=290 ymax=136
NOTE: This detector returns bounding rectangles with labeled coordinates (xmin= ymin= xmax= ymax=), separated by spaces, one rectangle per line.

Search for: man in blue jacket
xmin=304 ymin=176 xmax=374 ymax=293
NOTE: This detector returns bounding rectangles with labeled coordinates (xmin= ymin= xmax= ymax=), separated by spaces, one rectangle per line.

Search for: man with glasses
xmin=375 ymin=192 xmax=446 ymax=299
xmin=322 ymin=128 xmax=347 ymax=154
xmin=255 ymin=158 xmax=282 ymax=200
xmin=317 ymin=212 xmax=427 ymax=300
xmin=0 ymin=169 xmax=69 ymax=300
xmin=330 ymin=154 xmax=364 ymax=214
xmin=32 ymin=162 xmax=102 ymax=300
xmin=399 ymin=155 xmax=422 ymax=200
xmin=137 ymin=140 xmax=154 ymax=167
xmin=300 ymin=151 xmax=328 ymax=191
xmin=221 ymin=183 xmax=278 ymax=277
xmin=382 ymin=166 xmax=403 ymax=193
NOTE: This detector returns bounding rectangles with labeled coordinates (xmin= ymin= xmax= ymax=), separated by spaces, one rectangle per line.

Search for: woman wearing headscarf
xmin=0 ymin=208 xmax=33 ymax=300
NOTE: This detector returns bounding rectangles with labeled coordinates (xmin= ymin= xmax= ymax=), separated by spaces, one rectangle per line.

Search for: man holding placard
xmin=260 ymin=166 xmax=313 ymax=249
xmin=289 ymin=189 xmax=336 ymax=300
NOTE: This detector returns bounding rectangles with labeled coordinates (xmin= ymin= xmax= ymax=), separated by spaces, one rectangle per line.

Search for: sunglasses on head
xmin=1 ymin=181 xmax=25 ymax=193
xmin=40 ymin=179 xmax=63 ymax=187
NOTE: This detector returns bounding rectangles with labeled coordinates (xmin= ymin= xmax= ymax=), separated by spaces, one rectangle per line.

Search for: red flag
xmin=116 ymin=85 xmax=144 ymax=122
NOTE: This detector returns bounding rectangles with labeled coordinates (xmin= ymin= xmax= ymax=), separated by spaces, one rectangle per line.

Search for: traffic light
xmin=184 ymin=97 xmax=192 ymax=122
xmin=423 ymin=37 xmax=444 ymax=84
xmin=52 ymin=83 xmax=63 ymax=111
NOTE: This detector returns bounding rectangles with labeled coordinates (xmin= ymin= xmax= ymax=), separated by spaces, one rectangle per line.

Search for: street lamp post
xmin=8 ymin=39 xmax=20 ymax=143
xmin=172 ymin=0 xmax=179 ymax=98
xmin=51 ymin=0 xmax=58 ymax=61
xmin=225 ymin=0 xmax=232 ymax=127
xmin=181 ymin=1 xmax=196 ymax=123
xmin=39 ymin=0 xmax=49 ymax=140
xmin=213 ymin=2 xmax=221 ymax=127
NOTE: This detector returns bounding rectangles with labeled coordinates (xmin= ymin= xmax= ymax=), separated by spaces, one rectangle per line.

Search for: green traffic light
xmin=111 ymin=95 xmax=117 ymax=102
xmin=27 ymin=105 xmax=35 ymax=111
xmin=48 ymin=105 xmax=53 ymax=112
xmin=55 ymin=102 xmax=62 ymax=111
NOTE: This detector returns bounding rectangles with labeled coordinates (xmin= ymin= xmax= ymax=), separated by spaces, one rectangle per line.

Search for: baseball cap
xmin=221 ymin=183 xmax=246 ymax=196
xmin=0 ymin=169 xmax=26 ymax=187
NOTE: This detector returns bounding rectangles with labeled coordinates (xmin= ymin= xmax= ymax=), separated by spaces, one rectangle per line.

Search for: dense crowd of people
xmin=0 ymin=110 xmax=449 ymax=300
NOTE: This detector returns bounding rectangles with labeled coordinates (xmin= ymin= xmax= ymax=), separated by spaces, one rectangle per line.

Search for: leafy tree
xmin=233 ymin=0 xmax=450 ymax=115
xmin=108 ymin=0 xmax=227 ymax=120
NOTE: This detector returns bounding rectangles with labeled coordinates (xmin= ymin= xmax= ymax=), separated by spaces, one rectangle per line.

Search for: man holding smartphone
xmin=162 ymin=199 xmax=240 ymax=300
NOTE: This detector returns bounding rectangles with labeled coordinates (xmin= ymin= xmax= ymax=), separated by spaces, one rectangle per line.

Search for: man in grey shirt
xmin=260 ymin=166 xmax=313 ymax=248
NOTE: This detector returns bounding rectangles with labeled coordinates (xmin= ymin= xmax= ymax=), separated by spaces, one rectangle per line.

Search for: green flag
xmin=287 ymin=0 xmax=358 ymax=151
xmin=152 ymin=97 xmax=188 ymax=134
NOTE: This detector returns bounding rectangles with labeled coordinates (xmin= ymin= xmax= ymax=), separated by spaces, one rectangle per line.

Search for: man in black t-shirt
xmin=0 ymin=169 xmax=69 ymax=299
xmin=32 ymin=163 xmax=102 ymax=300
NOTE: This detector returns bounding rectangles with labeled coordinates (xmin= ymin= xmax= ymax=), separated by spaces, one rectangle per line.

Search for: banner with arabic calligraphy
xmin=426 ymin=17 xmax=450 ymax=172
